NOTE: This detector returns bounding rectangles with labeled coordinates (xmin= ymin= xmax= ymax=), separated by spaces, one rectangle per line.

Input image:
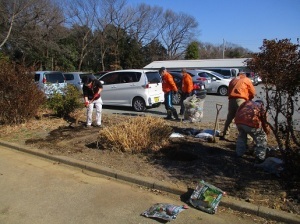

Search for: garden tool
xmin=212 ymin=103 xmax=222 ymax=143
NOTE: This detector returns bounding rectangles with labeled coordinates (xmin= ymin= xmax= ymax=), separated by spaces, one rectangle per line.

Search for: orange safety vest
xmin=182 ymin=72 xmax=193 ymax=93
xmin=162 ymin=72 xmax=178 ymax=93
xmin=228 ymin=74 xmax=256 ymax=100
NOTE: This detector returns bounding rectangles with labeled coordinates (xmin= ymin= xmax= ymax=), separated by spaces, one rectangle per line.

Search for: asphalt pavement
xmin=0 ymin=141 xmax=299 ymax=224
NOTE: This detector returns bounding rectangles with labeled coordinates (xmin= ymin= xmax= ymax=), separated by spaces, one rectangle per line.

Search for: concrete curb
xmin=1 ymin=140 xmax=299 ymax=224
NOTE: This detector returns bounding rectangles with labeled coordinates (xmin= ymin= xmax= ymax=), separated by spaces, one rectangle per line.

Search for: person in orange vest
xmin=159 ymin=67 xmax=180 ymax=120
xmin=235 ymin=100 xmax=270 ymax=163
xmin=179 ymin=68 xmax=194 ymax=115
xmin=220 ymin=71 xmax=256 ymax=140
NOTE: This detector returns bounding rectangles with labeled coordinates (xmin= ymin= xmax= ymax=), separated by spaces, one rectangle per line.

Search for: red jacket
xmin=228 ymin=74 xmax=256 ymax=100
xmin=182 ymin=72 xmax=193 ymax=93
xmin=162 ymin=71 xmax=178 ymax=93
xmin=235 ymin=101 xmax=270 ymax=134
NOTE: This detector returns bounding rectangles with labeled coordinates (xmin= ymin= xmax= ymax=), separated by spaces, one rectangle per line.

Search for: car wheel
xmin=218 ymin=86 xmax=228 ymax=96
xmin=132 ymin=97 xmax=146 ymax=112
xmin=172 ymin=91 xmax=181 ymax=105
xmin=253 ymin=79 xmax=259 ymax=86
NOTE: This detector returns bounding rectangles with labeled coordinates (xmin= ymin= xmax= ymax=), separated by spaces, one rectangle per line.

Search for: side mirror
xmin=100 ymin=80 xmax=104 ymax=85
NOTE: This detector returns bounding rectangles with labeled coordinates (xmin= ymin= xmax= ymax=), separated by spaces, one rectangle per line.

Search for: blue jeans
xmin=164 ymin=91 xmax=178 ymax=118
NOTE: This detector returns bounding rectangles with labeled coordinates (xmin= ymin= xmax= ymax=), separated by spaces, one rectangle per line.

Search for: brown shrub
xmin=97 ymin=116 xmax=173 ymax=153
xmin=0 ymin=60 xmax=46 ymax=125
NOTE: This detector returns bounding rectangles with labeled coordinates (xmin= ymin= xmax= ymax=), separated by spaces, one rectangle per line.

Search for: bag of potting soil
xmin=141 ymin=203 xmax=188 ymax=221
xmin=189 ymin=180 xmax=224 ymax=214
xmin=183 ymin=95 xmax=205 ymax=123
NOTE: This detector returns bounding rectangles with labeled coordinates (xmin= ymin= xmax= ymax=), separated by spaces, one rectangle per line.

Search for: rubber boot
xmin=172 ymin=110 xmax=180 ymax=121
xmin=164 ymin=110 xmax=173 ymax=120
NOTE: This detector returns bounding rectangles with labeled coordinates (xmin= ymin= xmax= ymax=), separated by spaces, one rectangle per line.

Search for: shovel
xmin=212 ymin=104 xmax=222 ymax=143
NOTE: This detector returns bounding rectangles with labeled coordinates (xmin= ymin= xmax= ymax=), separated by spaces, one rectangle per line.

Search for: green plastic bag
xmin=189 ymin=180 xmax=224 ymax=214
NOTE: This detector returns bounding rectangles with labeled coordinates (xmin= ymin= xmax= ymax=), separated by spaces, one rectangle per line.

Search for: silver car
xmin=187 ymin=69 xmax=231 ymax=96
xmin=34 ymin=71 xmax=67 ymax=97
xmin=63 ymin=72 xmax=94 ymax=90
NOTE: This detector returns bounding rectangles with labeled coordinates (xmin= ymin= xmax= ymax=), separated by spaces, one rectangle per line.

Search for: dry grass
xmin=97 ymin=116 xmax=173 ymax=153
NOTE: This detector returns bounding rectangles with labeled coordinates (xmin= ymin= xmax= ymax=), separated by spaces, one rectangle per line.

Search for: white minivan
xmin=99 ymin=69 xmax=164 ymax=112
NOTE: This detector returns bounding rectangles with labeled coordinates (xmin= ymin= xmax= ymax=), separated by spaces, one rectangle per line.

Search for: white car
xmin=187 ymin=69 xmax=231 ymax=96
xmin=99 ymin=69 xmax=164 ymax=111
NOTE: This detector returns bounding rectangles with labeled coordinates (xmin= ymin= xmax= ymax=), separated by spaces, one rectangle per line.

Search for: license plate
xmin=154 ymin=97 xmax=159 ymax=103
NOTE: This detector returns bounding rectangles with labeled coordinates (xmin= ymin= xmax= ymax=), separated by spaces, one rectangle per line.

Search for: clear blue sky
xmin=128 ymin=0 xmax=300 ymax=52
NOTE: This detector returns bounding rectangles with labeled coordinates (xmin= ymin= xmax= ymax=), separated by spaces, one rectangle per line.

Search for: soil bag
xmin=189 ymin=180 xmax=224 ymax=214
xmin=141 ymin=203 xmax=188 ymax=221
xmin=183 ymin=95 xmax=205 ymax=122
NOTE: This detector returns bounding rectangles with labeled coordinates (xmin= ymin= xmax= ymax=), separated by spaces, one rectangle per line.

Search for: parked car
xmin=169 ymin=71 xmax=207 ymax=105
xmin=169 ymin=69 xmax=212 ymax=91
xmin=63 ymin=72 xmax=94 ymax=90
xmin=34 ymin=71 xmax=67 ymax=97
xmin=94 ymin=71 xmax=110 ymax=79
xmin=187 ymin=70 xmax=231 ymax=96
xmin=98 ymin=69 xmax=164 ymax=112
xmin=246 ymin=72 xmax=262 ymax=86
xmin=203 ymin=68 xmax=239 ymax=78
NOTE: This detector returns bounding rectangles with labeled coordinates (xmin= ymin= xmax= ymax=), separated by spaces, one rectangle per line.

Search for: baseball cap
xmin=159 ymin=67 xmax=166 ymax=74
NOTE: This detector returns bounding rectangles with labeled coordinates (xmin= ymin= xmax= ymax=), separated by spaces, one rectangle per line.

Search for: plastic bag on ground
xmin=201 ymin=129 xmax=220 ymax=137
xmin=254 ymin=157 xmax=284 ymax=177
xmin=169 ymin=132 xmax=184 ymax=138
xmin=189 ymin=180 xmax=224 ymax=214
xmin=141 ymin=203 xmax=188 ymax=221
xmin=183 ymin=95 xmax=205 ymax=123
xmin=195 ymin=132 xmax=213 ymax=142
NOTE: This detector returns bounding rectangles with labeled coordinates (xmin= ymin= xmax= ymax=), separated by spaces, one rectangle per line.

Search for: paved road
xmin=0 ymin=146 xmax=264 ymax=224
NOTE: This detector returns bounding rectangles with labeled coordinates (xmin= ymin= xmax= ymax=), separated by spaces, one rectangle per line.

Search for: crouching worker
xmin=235 ymin=100 xmax=270 ymax=163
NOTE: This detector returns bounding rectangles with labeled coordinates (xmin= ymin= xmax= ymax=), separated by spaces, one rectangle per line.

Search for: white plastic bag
xmin=183 ymin=95 xmax=205 ymax=123
xmin=141 ymin=203 xmax=188 ymax=221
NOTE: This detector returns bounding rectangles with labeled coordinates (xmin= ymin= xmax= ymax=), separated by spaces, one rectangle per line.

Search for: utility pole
xmin=222 ymin=39 xmax=226 ymax=59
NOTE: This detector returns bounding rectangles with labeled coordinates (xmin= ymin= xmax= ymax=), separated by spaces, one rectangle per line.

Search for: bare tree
xmin=128 ymin=3 xmax=163 ymax=45
xmin=1 ymin=0 xmax=66 ymax=69
xmin=64 ymin=0 xmax=99 ymax=71
xmin=97 ymin=0 xmax=137 ymax=69
xmin=159 ymin=10 xmax=198 ymax=59
xmin=0 ymin=0 xmax=39 ymax=48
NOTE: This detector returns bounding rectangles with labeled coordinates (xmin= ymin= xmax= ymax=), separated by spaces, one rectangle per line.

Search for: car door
xmin=116 ymin=71 xmax=142 ymax=106
xmin=197 ymin=72 xmax=212 ymax=91
xmin=99 ymin=72 xmax=122 ymax=105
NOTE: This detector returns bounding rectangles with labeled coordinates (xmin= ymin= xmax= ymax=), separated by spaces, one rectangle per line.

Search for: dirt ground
xmin=0 ymin=111 xmax=299 ymax=217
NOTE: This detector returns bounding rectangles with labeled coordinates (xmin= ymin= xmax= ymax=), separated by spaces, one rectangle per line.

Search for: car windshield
xmin=146 ymin=71 xmax=161 ymax=83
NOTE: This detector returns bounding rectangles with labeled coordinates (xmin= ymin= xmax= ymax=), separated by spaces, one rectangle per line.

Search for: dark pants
xmin=180 ymin=92 xmax=192 ymax=115
xmin=164 ymin=91 xmax=178 ymax=119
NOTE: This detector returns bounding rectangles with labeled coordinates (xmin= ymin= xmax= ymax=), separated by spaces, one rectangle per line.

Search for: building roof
xmin=143 ymin=58 xmax=250 ymax=69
